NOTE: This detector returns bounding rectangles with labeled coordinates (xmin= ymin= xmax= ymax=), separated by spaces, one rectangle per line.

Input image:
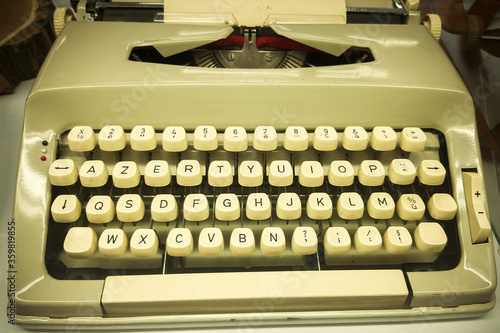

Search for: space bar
xmin=102 ymin=270 xmax=409 ymax=315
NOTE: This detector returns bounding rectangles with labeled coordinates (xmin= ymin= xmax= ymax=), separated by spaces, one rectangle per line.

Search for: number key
xmin=99 ymin=126 xmax=126 ymax=151
xmin=284 ymin=126 xmax=308 ymax=151
xmin=313 ymin=126 xmax=338 ymax=151
xmin=163 ymin=126 xmax=188 ymax=152
xmin=224 ymin=126 xmax=247 ymax=152
xmin=370 ymin=126 xmax=397 ymax=151
xmin=68 ymin=126 xmax=96 ymax=152
xmin=194 ymin=126 xmax=218 ymax=151
xmin=130 ymin=125 xmax=157 ymax=151
xmin=342 ymin=126 xmax=368 ymax=151
xmin=253 ymin=126 xmax=277 ymax=151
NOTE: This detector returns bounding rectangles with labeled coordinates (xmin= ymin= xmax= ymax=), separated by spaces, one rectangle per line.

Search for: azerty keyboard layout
xmin=46 ymin=124 xmax=465 ymax=279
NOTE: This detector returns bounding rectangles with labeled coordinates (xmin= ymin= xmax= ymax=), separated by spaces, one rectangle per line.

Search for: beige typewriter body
xmin=11 ymin=15 xmax=496 ymax=329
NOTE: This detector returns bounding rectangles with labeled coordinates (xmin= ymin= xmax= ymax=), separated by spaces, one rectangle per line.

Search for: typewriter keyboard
xmin=45 ymin=125 xmax=461 ymax=279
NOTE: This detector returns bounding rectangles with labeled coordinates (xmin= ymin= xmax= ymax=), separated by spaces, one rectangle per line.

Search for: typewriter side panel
xmin=407 ymin=117 xmax=497 ymax=307
xmin=12 ymin=118 xmax=104 ymax=316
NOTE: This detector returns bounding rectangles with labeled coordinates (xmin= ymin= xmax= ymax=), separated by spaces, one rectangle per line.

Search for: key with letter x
xmin=130 ymin=229 xmax=158 ymax=257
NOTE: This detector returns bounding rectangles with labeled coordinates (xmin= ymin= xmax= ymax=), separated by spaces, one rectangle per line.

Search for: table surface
xmin=1 ymin=80 xmax=499 ymax=333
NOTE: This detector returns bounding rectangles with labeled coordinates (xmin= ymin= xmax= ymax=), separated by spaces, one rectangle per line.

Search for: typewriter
xmin=10 ymin=0 xmax=497 ymax=329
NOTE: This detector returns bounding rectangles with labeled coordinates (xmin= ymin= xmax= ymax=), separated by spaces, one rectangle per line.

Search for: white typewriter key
xmin=463 ymin=172 xmax=491 ymax=243
xmin=417 ymin=160 xmax=446 ymax=186
xmin=130 ymin=125 xmax=157 ymax=151
xmin=112 ymin=161 xmax=140 ymax=188
xmin=194 ymin=125 xmax=218 ymax=151
xmin=414 ymin=222 xmax=447 ymax=253
xmin=292 ymin=226 xmax=318 ymax=255
xmin=177 ymin=160 xmax=202 ymax=186
xmin=51 ymin=195 xmax=82 ymax=223
xmin=98 ymin=229 xmax=128 ymax=257
xmin=284 ymin=126 xmax=308 ymax=151
xmin=166 ymin=228 xmax=193 ymax=256
xmin=306 ymin=192 xmax=333 ymax=220
xmin=208 ymin=161 xmax=233 ymax=187
xmin=79 ymin=160 xmax=108 ymax=187
xmin=299 ymin=161 xmax=324 ymax=187
xmin=145 ymin=160 xmax=171 ymax=187
xmin=324 ymin=227 xmax=351 ymax=255
xmin=342 ymin=126 xmax=368 ymax=151
xmin=313 ymin=126 xmax=338 ymax=151
xmin=396 ymin=194 xmax=425 ymax=221
xmin=337 ymin=193 xmax=364 ymax=220
xmin=358 ymin=160 xmax=385 ymax=186
xmin=224 ymin=126 xmax=248 ymax=152
xmin=276 ymin=193 xmax=302 ymax=220
xmin=183 ymin=194 xmax=209 ymax=221
xmin=260 ymin=227 xmax=286 ymax=255
xmin=238 ymin=160 xmax=263 ymax=187
xmin=86 ymin=196 xmax=115 ymax=223
xmin=427 ymin=193 xmax=458 ymax=220
xmin=198 ymin=228 xmax=224 ymax=256
xmin=400 ymin=127 xmax=426 ymax=152
xmin=383 ymin=226 xmax=412 ymax=254
xmin=468 ymin=200 xmax=490 ymax=244
xmin=63 ymin=227 xmax=97 ymax=259
xmin=162 ymin=126 xmax=188 ymax=152
xmin=151 ymin=194 xmax=178 ymax=222
xmin=68 ymin=126 xmax=96 ymax=152
xmin=98 ymin=126 xmax=126 ymax=151
xmin=367 ymin=192 xmax=395 ymax=220
xmin=388 ymin=159 xmax=416 ymax=185
xmin=246 ymin=193 xmax=271 ymax=220
xmin=370 ymin=126 xmax=397 ymax=151
xmin=130 ymin=229 xmax=159 ymax=258
xmin=230 ymin=228 xmax=255 ymax=256
xmin=253 ymin=126 xmax=277 ymax=151
xmin=116 ymin=194 xmax=145 ymax=222
xmin=268 ymin=160 xmax=293 ymax=187
xmin=354 ymin=226 xmax=382 ymax=254
xmin=49 ymin=159 xmax=79 ymax=186
xmin=328 ymin=161 xmax=354 ymax=187
xmin=215 ymin=193 xmax=240 ymax=221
